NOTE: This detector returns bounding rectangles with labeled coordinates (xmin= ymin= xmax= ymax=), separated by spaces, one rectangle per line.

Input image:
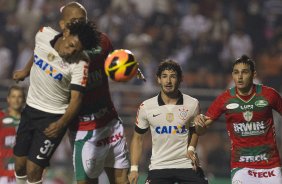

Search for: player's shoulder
xmin=99 ymin=32 xmax=113 ymax=52
xmin=140 ymin=95 xmax=159 ymax=108
xmin=37 ymin=26 xmax=59 ymax=36
xmin=36 ymin=26 xmax=59 ymax=43
xmin=182 ymin=93 xmax=199 ymax=104
xmin=260 ymin=84 xmax=280 ymax=96
xmin=261 ymin=84 xmax=277 ymax=92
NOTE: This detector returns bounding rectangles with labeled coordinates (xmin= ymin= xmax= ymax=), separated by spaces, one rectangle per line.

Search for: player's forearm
xmin=189 ymin=130 xmax=199 ymax=148
xmin=130 ymin=132 xmax=144 ymax=166
xmin=57 ymin=90 xmax=83 ymax=127
xmin=195 ymin=119 xmax=213 ymax=135
xmin=23 ymin=55 xmax=34 ymax=75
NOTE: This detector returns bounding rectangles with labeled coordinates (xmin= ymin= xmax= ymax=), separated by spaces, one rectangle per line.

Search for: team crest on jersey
xmin=58 ymin=60 xmax=69 ymax=69
xmin=178 ymin=107 xmax=189 ymax=120
xmin=166 ymin=113 xmax=174 ymax=123
xmin=86 ymin=158 xmax=96 ymax=172
xmin=243 ymin=111 xmax=253 ymax=122
xmin=255 ymin=100 xmax=268 ymax=107
xmin=47 ymin=52 xmax=55 ymax=61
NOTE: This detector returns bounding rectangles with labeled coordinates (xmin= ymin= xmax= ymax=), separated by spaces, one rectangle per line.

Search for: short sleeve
xmin=206 ymin=91 xmax=227 ymax=120
xmin=267 ymin=88 xmax=282 ymax=115
xmin=135 ymin=103 xmax=149 ymax=129
xmin=70 ymin=61 xmax=89 ymax=92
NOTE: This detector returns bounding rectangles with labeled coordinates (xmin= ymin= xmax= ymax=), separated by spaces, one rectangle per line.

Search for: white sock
xmin=15 ymin=173 xmax=27 ymax=184
xmin=27 ymin=180 xmax=43 ymax=184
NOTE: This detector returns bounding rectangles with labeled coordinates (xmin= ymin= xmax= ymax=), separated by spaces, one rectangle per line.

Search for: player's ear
xmin=253 ymin=70 xmax=257 ymax=78
xmin=63 ymin=28 xmax=70 ymax=38
xmin=157 ymin=76 xmax=161 ymax=85
xmin=59 ymin=20 xmax=66 ymax=30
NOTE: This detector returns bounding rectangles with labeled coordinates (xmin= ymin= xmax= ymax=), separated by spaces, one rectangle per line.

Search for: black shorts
xmin=13 ymin=105 xmax=67 ymax=168
xmin=146 ymin=168 xmax=209 ymax=184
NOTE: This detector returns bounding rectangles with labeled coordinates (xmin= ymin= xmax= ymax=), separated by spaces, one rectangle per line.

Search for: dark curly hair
xmin=156 ymin=59 xmax=182 ymax=80
xmin=67 ymin=20 xmax=100 ymax=50
xmin=233 ymin=55 xmax=256 ymax=72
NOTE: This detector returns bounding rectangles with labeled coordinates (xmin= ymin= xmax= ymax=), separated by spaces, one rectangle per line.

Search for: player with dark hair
xmin=128 ymin=59 xmax=208 ymax=184
xmin=13 ymin=20 xmax=100 ymax=184
xmin=195 ymin=55 xmax=282 ymax=184
xmin=0 ymin=86 xmax=25 ymax=184
xmin=58 ymin=2 xmax=130 ymax=184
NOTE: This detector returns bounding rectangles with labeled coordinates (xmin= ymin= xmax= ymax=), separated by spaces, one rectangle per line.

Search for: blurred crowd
xmin=0 ymin=0 xmax=282 ymax=183
xmin=0 ymin=0 xmax=282 ymax=91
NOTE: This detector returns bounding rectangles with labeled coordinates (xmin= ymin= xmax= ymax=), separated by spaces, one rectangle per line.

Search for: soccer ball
xmin=104 ymin=49 xmax=138 ymax=82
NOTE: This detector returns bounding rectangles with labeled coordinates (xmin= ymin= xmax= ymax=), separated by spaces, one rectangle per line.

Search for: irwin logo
xmin=34 ymin=54 xmax=63 ymax=81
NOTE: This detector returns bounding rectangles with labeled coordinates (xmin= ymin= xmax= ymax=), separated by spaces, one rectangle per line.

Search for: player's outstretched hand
xmin=13 ymin=70 xmax=29 ymax=83
xmin=187 ymin=150 xmax=200 ymax=171
xmin=194 ymin=114 xmax=208 ymax=127
xmin=44 ymin=121 xmax=64 ymax=138
xmin=128 ymin=171 xmax=139 ymax=184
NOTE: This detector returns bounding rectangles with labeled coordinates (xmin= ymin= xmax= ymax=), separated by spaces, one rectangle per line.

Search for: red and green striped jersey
xmin=71 ymin=33 xmax=118 ymax=131
xmin=207 ymin=84 xmax=282 ymax=169
xmin=0 ymin=110 xmax=20 ymax=178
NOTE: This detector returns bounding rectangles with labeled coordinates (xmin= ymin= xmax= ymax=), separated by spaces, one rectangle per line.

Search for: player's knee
xmin=26 ymin=164 xmax=44 ymax=182
xmin=14 ymin=156 xmax=27 ymax=176
xmin=115 ymin=171 xmax=129 ymax=184
xmin=15 ymin=166 xmax=26 ymax=177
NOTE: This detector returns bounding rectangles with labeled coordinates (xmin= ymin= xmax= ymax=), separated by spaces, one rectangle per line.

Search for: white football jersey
xmin=136 ymin=93 xmax=200 ymax=170
xmin=26 ymin=27 xmax=88 ymax=114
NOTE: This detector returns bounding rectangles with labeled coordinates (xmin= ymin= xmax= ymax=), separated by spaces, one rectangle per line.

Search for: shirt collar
xmin=157 ymin=91 xmax=183 ymax=106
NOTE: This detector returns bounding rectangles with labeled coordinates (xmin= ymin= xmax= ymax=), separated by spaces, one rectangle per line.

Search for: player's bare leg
xmin=26 ymin=160 xmax=44 ymax=183
xmin=14 ymin=156 xmax=27 ymax=183
xmin=105 ymin=167 xmax=129 ymax=184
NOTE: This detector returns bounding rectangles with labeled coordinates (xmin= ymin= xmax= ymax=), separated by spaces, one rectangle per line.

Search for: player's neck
xmin=160 ymin=91 xmax=180 ymax=105
xmin=53 ymin=36 xmax=63 ymax=53
xmin=7 ymin=108 xmax=21 ymax=119
xmin=236 ymin=84 xmax=254 ymax=96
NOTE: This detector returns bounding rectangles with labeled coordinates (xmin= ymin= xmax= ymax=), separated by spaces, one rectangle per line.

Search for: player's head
xmin=156 ymin=59 xmax=183 ymax=95
xmin=232 ymin=55 xmax=256 ymax=91
xmin=59 ymin=2 xmax=87 ymax=31
xmin=7 ymin=86 xmax=25 ymax=112
xmin=59 ymin=20 xmax=100 ymax=62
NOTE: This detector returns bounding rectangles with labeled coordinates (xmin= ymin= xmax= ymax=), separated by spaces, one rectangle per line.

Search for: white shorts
xmin=231 ymin=167 xmax=282 ymax=184
xmin=69 ymin=118 xmax=130 ymax=180
xmin=0 ymin=177 xmax=16 ymax=184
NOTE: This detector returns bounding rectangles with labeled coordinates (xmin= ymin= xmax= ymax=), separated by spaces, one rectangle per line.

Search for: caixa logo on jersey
xmin=34 ymin=54 xmax=63 ymax=81
xmin=155 ymin=125 xmax=187 ymax=134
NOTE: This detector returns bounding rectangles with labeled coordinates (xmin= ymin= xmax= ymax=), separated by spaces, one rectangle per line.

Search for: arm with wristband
xmin=128 ymin=130 xmax=145 ymax=184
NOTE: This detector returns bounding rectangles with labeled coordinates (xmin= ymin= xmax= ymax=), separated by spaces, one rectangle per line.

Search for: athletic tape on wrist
xmin=131 ymin=165 xmax=138 ymax=172
xmin=188 ymin=146 xmax=195 ymax=152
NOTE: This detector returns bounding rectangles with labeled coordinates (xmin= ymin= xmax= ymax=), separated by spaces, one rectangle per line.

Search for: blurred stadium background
xmin=0 ymin=0 xmax=281 ymax=183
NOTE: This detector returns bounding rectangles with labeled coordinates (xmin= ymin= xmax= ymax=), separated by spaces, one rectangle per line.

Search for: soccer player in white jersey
xmin=12 ymin=21 xmax=100 ymax=184
xmin=128 ymin=59 xmax=208 ymax=184
xmin=58 ymin=3 xmax=130 ymax=184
